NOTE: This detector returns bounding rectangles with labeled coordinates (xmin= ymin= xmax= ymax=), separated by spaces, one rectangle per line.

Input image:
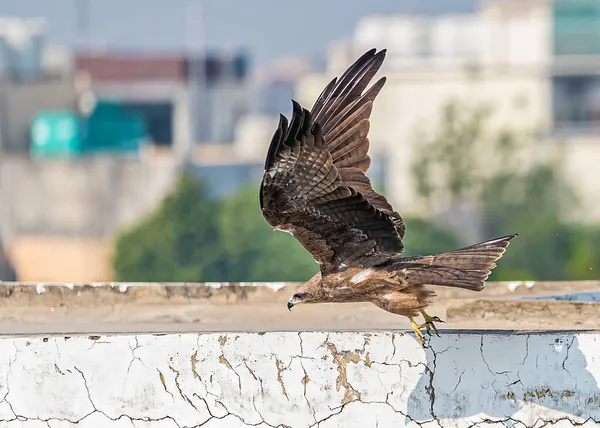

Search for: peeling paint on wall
xmin=0 ymin=331 xmax=598 ymax=427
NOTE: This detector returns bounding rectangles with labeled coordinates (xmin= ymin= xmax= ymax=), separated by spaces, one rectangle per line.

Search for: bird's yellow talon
xmin=409 ymin=317 xmax=426 ymax=346
xmin=418 ymin=321 xmax=439 ymax=337
xmin=422 ymin=322 xmax=433 ymax=336
xmin=419 ymin=310 xmax=443 ymax=337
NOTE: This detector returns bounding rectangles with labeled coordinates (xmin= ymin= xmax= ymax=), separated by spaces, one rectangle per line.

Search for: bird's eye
xmin=293 ymin=293 xmax=304 ymax=299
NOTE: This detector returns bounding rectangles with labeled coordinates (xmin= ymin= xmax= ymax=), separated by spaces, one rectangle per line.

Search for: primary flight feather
xmin=259 ymin=48 xmax=517 ymax=345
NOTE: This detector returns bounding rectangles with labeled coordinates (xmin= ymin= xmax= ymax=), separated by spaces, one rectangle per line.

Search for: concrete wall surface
xmin=0 ymin=155 xmax=179 ymax=240
xmin=0 ymin=331 xmax=598 ymax=427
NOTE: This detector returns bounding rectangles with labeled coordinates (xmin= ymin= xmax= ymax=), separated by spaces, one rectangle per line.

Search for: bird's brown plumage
xmin=260 ymin=48 xmax=517 ymax=341
xmin=261 ymin=49 xmax=404 ymax=275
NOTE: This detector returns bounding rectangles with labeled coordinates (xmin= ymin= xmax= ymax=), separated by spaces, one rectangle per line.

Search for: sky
xmin=0 ymin=0 xmax=476 ymax=66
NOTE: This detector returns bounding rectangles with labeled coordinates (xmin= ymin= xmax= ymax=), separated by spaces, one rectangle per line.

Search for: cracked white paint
xmin=0 ymin=332 xmax=598 ymax=427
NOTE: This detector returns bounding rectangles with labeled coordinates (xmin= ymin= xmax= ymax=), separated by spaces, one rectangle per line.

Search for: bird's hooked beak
xmin=287 ymin=293 xmax=302 ymax=311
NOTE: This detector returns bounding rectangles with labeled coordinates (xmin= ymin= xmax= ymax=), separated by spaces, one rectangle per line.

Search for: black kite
xmin=260 ymin=48 xmax=517 ymax=345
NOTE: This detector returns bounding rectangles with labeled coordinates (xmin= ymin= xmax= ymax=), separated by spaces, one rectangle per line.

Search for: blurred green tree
xmin=411 ymin=100 xmax=491 ymax=207
xmin=218 ymin=185 xmax=318 ymax=282
xmin=113 ymin=173 xmax=226 ymax=282
xmin=401 ymin=217 xmax=462 ymax=257
xmin=113 ymin=174 xmax=318 ymax=282
xmin=115 ymin=98 xmax=599 ymax=282
xmin=411 ymin=98 xmax=599 ymax=280
xmin=566 ymin=225 xmax=600 ymax=280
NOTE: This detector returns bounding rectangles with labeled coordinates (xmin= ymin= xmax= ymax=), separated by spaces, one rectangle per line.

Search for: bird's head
xmin=287 ymin=271 xmax=323 ymax=311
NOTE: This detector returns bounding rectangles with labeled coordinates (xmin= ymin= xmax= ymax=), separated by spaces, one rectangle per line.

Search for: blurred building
xmin=9 ymin=0 xmax=600 ymax=280
xmin=189 ymin=50 xmax=250 ymax=144
xmin=72 ymin=49 xmax=250 ymax=161
xmin=248 ymin=57 xmax=310 ymax=116
xmin=0 ymin=23 xmax=270 ymax=281
xmin=297 ymin=0 xmax=600 ymax=233
xmin=0 ymin=18 xmax=77 ymax=154
xmin=0 ymin=17 xmax=45 ymax=79
xmin=0 ymin=17 xmax=256 ymax=280
xmin=72 ymin=53 xmax=187 ymax=154
xmin=0 ymin=154 xmax=181 ymax=282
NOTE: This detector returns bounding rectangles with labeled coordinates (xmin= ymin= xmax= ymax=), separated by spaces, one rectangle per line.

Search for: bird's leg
xmin=418 ymin=309 xmax=444 ymax=337
xmin=409 ymin=317 xmax=425 ymax=346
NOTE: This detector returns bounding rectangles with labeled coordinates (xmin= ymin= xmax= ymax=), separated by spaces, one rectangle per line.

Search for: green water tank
xmin=30 ymin=111 xmax=82 ymax=157
xmin=30 ymin=102 xmax=147 ymax=157
xmin=83 ymin=101 xmax=146 ymax=153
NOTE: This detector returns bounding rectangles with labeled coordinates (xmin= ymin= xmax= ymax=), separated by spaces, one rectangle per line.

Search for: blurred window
xmin=553 ymin=75 xmax=600 ymax=131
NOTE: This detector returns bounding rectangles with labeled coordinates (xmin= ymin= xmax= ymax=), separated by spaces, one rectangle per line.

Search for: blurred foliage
xmin=113 ymin=174 xmax=473 ymax=282
xmin=113 ymin=173 xmax=226 ymax=282
xmin=114 ymin=173 xmax=317 ymax=282
xmin=114 ymin=97 xmax=600 ymax=282
xmin=411 ymin=101 xmax=491 ymax=206
xmin=217 ymin=186 xmax=317 ymax=281
xmin=401 ymin=217 xmax=461 ymax=257
xmin=411 ymin=98 xmax=599 ymax=281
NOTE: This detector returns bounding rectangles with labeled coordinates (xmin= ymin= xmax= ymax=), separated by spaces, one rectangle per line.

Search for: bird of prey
xmin=259 ymin=48 xmax=517 ymax=345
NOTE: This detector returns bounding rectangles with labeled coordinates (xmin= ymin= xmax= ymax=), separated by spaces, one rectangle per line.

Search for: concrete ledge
xmin=1 ymin=281 xmax=599 ymax=334
xmin=447 ymin=299 xmax=600 ymax=329
xmin=0 ymin=281 xmax=295 ymax=305
xmin=1 ymin=280 xmax=598 ymax=306
xmin=0 ymin=331 xmax=598 ymax=427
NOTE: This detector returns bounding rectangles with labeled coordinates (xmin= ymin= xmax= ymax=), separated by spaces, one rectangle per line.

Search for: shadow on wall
xmin=0 ymin=252 xmax=17 ymax=281
xmin=0 ymin=240 xmax=17 ymax=281
xmin=406 ymin=332 xmax=600 ymax=424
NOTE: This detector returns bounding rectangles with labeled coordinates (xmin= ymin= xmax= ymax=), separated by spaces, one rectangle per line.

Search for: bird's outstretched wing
xmin=311 ymin=49 xmax=405 ymax=239
xmin=260 ymin=49 xmax=404 ymax=274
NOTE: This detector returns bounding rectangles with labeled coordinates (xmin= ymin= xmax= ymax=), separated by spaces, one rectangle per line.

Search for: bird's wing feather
xmin=260 ymin=103 xmax=404 ymax=274
xmin=390 ymin=234 xmax=518 ymax=290
xmin=311 ymin=48 xmax=405 ymax=239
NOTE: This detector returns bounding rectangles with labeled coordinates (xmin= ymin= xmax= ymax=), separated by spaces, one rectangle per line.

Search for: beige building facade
xmin=297 ymin=0 xmax=600 ymax=221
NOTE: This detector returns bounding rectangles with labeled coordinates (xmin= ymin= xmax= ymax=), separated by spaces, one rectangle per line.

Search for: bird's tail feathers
xmin=397 ymin=233 xmax=518 ymax=291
